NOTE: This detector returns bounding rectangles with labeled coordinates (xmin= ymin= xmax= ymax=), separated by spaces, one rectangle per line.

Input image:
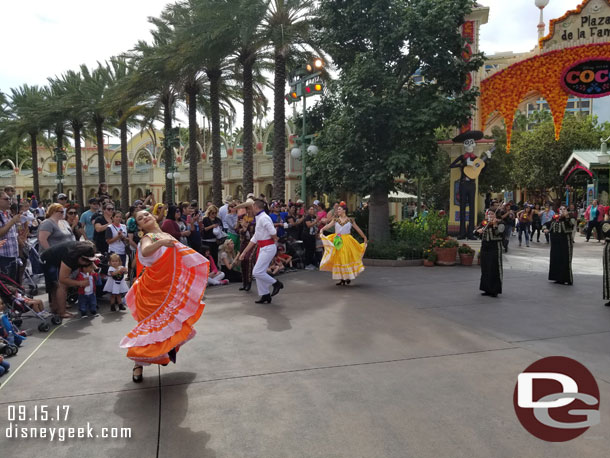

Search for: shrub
xmin=430 ymin=236 xmax=459 ymax=249
xmin=364 ymin=239 xmax=426 ymax=260
xmin=458 ymin=243 xmax=475 ymax=255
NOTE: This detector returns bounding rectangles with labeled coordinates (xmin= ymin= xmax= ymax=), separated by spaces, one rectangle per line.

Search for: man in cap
xmin=449 ymin=130 xmax=492 ymax=240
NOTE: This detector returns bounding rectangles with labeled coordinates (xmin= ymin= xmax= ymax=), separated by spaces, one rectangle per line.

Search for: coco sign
xmin=561 ymin=58 xmax=610 ymax=98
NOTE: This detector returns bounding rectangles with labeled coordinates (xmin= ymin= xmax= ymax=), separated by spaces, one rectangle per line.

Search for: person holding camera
xmin=303 ymin=206 xmax=319 ymax=270
xmin=94 ymin=202 xmax=116 ymax=254
xmin=106 ymin=210 xmax=129 ymax=266
xmin=201 ymin=205 xmax=223 ymax=265
xmin=0 ymin=191 xmax=23 ymax=280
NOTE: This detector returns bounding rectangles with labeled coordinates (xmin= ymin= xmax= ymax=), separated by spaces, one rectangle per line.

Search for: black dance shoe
xmin=168 ymin=348 xmax=177 ymax=364
xmin=605 ymin=302 xmax=610 ymax=307
xmin=271 ymin=280 xmax=283 ymax=296
xmin=255 ymin=294 xmax=272 ymax=304
xmin=132 ymin=366 xmax=143 ymax=383
xmin=244 ymin=282 xmax=252 ymax=292
xmin=336 ymin=280 xmax=345 ymax=286
xmin=345 ymin=279 xmax=351 ymax=285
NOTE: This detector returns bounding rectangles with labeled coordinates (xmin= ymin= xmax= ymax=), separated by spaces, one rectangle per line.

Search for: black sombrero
xmin=452 ymin=130 xmax=484 ymax=143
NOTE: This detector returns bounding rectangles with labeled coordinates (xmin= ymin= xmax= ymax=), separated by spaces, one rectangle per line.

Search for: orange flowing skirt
xmin=119 ymin=243 xmax=209 ymax=365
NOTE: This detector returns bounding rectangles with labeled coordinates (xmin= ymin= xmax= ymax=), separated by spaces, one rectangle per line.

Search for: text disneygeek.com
xmin=3 ymin=405 xmax=131 ymax=441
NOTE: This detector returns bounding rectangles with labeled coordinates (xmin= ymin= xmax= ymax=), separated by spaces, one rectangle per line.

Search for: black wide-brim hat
xmin=452 ymin=130 xmax=484 ymax=143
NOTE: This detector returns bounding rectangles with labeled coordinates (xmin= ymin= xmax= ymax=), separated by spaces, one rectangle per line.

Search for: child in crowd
xmin=5 ymin=284 xmax=50 ymax=318
xmin=104 ymin=254 xmax=128 ymax=311
xmin=0 ymin=354 xmax=9 ymax=378
xmin=276 ymin=245 xmax=295 ymax=271
xmin=75 ymin=262 xmax=99 ymax=318
xmin=202 ymin=246 xmax=228 ymax=286
xmin=267 ymin=254 xmax=286 ymax=276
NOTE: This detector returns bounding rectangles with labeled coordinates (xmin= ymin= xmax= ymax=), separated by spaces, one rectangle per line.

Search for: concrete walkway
xmin=1 ymin=235 xmax=609 ymax=457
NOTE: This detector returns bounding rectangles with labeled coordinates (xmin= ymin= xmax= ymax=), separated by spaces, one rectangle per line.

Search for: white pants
xmin=207 ymin=271 xmax=225 ymax=286
xmin=253 ymin=244 xmax=277 ymax=295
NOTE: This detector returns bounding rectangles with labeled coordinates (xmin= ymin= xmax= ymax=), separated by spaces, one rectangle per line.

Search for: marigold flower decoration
xmin=481 ymin=42 xmax=610 ymax=153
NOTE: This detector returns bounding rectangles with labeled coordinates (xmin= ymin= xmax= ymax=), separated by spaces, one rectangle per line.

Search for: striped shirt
xmin=0 ymin=211 xmax=19 ymax=257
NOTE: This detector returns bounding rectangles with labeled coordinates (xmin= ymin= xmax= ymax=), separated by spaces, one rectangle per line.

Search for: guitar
xmin=463 ymin=146 xmax=495 ymax=180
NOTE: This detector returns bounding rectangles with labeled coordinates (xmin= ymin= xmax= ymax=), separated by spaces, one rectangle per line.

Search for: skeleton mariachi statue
xmin=450 ymin=131 xmax=492 ymax=240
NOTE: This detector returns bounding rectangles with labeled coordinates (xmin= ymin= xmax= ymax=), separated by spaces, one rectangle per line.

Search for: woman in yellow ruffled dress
xmin=319 ymin=203 xmax=368 ymax=286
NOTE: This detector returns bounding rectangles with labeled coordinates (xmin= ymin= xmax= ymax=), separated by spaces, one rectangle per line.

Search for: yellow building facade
xmin=0 ymin=123 xmax=312 ymax=206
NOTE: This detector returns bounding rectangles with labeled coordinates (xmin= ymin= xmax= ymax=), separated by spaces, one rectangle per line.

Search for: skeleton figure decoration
xmin=449 ymin=130 xmax=492 ymax=239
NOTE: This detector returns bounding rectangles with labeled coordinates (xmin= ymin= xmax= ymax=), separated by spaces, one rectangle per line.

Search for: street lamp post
xmin=165 ymin=127 xmax=181 ymax=205
xmin=286 ymin=58 xmax=325 ymax=204
xmin=54 ymin=147 xmax=67 ymax=195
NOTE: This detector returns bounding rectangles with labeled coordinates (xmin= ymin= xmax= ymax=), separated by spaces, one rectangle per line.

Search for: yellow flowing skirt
xmin=120 ymin=243 xmax=209 ymax=365
xmin=320 ymin=233 xmax=366 ymax=280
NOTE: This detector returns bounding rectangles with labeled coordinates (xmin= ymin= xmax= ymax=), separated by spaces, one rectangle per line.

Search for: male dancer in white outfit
xmin=239 ymin=200 xmax=283 ymax=303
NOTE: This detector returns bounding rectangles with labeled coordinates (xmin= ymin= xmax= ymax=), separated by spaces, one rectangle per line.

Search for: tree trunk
xmin=55 ymin=127 xmax=64 ymax=196
xmin=119 ymin=115 xmax=129 ymax=211
xmin=73 ymin=123 xmax=84 ymax=211
xmin=186 ymin=83 xmax=199 ymax=203
xmin=272 ymin=50 xmax=286 ymax=202
xmin=368 ymin=184 xmax=390 ymax=242
xmin=30 ymin=132 xmax=40 ymax=200
xmin=163 ymin=97 xmax=173 ymax=204
xmin=95 ymin=119 xmax=106 ymax=183
xmin=242 ymin=57 xmax=254 ymax=199
xmin=208 ymin=69 xmax=223 ymax=207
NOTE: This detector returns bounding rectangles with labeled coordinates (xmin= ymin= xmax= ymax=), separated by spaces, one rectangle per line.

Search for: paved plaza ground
xmin=1 ymin=233 xmax=610 ymax=457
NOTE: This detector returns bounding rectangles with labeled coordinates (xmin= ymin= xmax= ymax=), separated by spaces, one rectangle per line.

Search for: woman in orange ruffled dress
xmin=319 ymin=202 xmax=367 ymax=286
xmin=120 ymin=210 xmax=209 ymax=383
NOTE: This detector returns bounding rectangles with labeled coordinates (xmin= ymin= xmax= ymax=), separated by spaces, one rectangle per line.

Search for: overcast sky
xmin=0 ymin=0 xmax=583 ymax=94
xmin=0 ymin=0 xmax=586 ymax=123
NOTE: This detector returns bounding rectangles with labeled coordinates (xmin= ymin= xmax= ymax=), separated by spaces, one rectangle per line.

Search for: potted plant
xmin=423 ymin=249 xmax=437 ymax=267
xmin=458 ymin=243 xmax=475 ymax=266
xmin=431 ymin=236 xmax=459 ymax=265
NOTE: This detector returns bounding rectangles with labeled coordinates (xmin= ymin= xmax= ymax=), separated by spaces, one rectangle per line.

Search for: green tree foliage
xmin=311 ymin=0 xmax=483 ymax=241
xmin=512 ymin=115 xmax=603 ymax=197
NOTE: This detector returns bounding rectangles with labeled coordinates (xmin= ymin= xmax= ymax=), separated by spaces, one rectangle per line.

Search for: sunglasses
xmin=105 ymin=207 xmax=114 ymax=210
xmin=67 ymin=211 xmax=77 ymax=215
xmin=0 ymin=197 xmax=9 ymax=201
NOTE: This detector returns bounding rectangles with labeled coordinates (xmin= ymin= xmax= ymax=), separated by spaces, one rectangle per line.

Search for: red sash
xmin=256 ymin=239 xmax=274 ymax=257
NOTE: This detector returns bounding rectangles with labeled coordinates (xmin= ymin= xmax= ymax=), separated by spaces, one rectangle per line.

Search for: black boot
xmin=244 ymin=282 xmax=252 ymax=292
xmin=271 ymin=280 xmax=283 ymax=296
xmin=255 ymin=294 xmax=272 ymax=304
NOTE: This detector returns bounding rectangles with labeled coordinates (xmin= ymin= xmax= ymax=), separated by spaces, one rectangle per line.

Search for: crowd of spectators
xmin=0 ymin=182 xmax=348 ymax=323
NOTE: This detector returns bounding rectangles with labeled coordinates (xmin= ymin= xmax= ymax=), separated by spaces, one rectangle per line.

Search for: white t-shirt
xmin=106 ymin=224 xmax=127 ymax=255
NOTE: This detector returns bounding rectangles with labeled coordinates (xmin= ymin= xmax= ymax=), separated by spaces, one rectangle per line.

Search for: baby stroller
xmin=1 ymin=313 xmax=26 ymax=356
xmin=286 ymin=239 xmax=306 ymax=270
xmin=0 ymin=272 xmax=61 ymax=333
xmin=21 ymin=237 xmax=45 ymax=296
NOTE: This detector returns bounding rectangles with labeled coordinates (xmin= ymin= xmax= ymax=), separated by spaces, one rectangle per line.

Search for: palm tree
xmin=5 ymin=85 xmax=48 ymax=198
xmin=175 ymin=0 xmax=240 ymax=206
xmin=128 ymin=13 xmax=182 ymax=204
xmin=43 ymin=80 xmax=73 ymax=197
xmin=266 ymin=0 xmax=317 ymax=201
xmin=81 ymin=63 xmax=112 ymax=184
xmin=233 ymin=0 xmax=270 ymax=199
xmin=104 ymin=57 xmax=137 ymax=211
xmin=49 ymin=71 xmax=88 ymax=209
